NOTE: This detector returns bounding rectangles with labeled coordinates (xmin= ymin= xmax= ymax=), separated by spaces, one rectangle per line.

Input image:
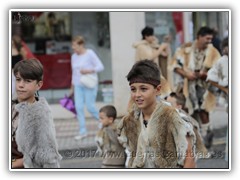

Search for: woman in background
xmin=70 ymin=35 xmax=104 ymax=140
xmin=12 ymin=37 xmax=23 ymax=98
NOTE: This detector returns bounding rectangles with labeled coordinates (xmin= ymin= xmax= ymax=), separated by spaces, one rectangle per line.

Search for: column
xmin=109 ymin=12 xmax=145 ymax=116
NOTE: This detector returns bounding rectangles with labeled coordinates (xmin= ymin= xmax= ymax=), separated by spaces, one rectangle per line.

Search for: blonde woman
xmin=70 ymin=36 xmax=104 ymax=140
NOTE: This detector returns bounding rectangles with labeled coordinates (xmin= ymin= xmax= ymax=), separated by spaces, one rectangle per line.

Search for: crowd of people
xmin=11 ymin=25 xmax=229 ymax=169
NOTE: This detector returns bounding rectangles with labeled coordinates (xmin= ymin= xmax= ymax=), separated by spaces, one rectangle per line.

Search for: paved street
xmin=58 ymin=126 xmax=229 ymax=169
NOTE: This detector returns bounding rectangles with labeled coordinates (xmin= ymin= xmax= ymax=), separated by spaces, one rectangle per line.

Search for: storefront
xmin=12 ymin=11 xmax=112 ymax=103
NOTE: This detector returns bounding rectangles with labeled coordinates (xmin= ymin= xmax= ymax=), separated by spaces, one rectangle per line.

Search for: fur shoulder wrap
xmin=118 ymin=101 xmax=196 ymax=168
xmin=15 ymin=97 xmax=62 ymax=168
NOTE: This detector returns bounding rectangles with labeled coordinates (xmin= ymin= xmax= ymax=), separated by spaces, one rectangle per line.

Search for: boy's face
xmin=15 ymin=72 xmax=43 ymax=103
xmin=130 ymin=83 xmax=161 ymax=111
xmin=99 ymin=112 xmax=113 ymax=127
xmin=145 ymin=35 xmax=155 ymax=43
xmin=166 ymin=96 xmax=182 ymax=110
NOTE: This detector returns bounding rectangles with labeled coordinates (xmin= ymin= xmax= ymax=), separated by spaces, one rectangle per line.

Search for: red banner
xmin=35 ymin=53 xmax=72 ymax=90
xmin=172 ymin=12 xmax=184 ymax=44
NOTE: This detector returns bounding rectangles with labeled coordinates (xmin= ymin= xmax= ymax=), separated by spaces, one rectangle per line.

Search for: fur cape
xmin=133 ymin=39 xmax=160 ymax=64
xmin=117 ymin=101 xmax=196 ymax=168
xmin=170 ymin=41 xmax=221 ymax=114
xmin=15 ymin=97 xmax=62 ymax=168
xmin=133 ymin=39 xmax=172 ymax=99
xmin=177 ymin=109 xmax=208 ymax=158
xmin=95 ymin=120 xmax=126 ymax=167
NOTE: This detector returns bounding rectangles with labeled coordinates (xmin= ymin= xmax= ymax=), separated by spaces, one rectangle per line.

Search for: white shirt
xmin=207 ymin=55 xmax=228 ymax=87
xmin=71 ymin=49 xmax=104 ymax=86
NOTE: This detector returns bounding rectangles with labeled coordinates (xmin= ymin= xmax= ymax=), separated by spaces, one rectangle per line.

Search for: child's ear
xmin=109 ymin=117 xmax=114 ymax=123
xmin=37 ymin=80 xmax=43 ymax=90
xmin=156 ymin=84 xmax=161 ymax=95
xmin=177 ymin=104 xmax=183 ymax=110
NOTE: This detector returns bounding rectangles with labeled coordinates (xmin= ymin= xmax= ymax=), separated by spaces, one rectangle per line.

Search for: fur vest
xmin=170 ymin=41 xmax=221 ymax=114
xmin=15 ymin=97 xmax=62 ymax=168
xmin=117 ymin=101 xmax=196 ymax=168
xmin=95 ymin=120 xmax=126 ymax=167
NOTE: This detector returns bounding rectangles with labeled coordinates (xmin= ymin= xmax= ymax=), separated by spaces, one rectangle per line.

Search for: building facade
xmin=12 ymin=10 xmax=229 ymax=116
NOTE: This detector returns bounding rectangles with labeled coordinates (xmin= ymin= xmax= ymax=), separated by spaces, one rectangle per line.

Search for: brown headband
xmin=129 ymin=77 xmax=160 ymax=87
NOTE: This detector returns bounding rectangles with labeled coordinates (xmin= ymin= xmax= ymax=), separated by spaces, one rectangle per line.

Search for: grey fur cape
xmin=15 ymin=97 xmax=62 ymax=168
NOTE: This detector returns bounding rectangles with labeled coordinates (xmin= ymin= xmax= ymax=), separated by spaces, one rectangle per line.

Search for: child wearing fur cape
xmin=166 ymin=92 xmax=209 ymax=158
xmin=95 ymin=105 xmax=126 ymax=168
xmin=11 ymin=59 xmax=62 ymax=168
xmin=117 ymin=60 xmax=196 ymax=168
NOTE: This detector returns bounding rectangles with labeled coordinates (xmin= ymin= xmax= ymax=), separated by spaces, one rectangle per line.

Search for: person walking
xmin=95 ymin=105 xmax=126 ymax=168
xmin=12 ymin=38 xmax=23 ymax=98
xmin=70 ymin=35 xmax=104 ymax=140
xmin=171 ymin=26 xmax=221 ymax=149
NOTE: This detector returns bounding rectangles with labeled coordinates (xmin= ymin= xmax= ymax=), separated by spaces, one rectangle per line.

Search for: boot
xmin=203 ymin=129 xmax=214 ymax=149
xmin=201 ymin=123 xmax=214 ymax=149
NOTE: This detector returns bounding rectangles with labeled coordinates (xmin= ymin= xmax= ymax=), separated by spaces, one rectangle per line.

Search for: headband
xmin=129 ymin=77 xmax=160 ymax=87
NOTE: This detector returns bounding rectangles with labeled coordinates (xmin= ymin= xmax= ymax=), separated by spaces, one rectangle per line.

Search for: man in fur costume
xmin=95 ymin=105 xmax=126 ymax=168
xmin=170 ymin=27 xmax=221 ymax=148
xmin=133 ymin=26 xmax=172 ymax=99
xmin=117 ymin=60 xmax=196 ymax=168
xmin=12 ymin=59 xmax=62 ymax=168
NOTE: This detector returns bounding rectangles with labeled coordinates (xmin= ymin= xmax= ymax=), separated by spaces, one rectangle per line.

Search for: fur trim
xmin=15 ymin=97 xmax=62 ymax=168
xmin=159 ymin=75 xmax=172 ymax=98
xmin=201 ymin=90 xmax=216 ymax=112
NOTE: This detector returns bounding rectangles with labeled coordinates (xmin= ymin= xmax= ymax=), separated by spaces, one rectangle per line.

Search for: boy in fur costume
xmin=117 ymin=60 xmax=196 ymax=168
xmin=166 ymin=92 xmax=208 ymax=159
xmin=11 ymin=59 xmax=62 ymax=168
xmin=170 ymin=26 xmax=221 ymax=149
xmin=95 ymin=105 xmax=126 ymax=168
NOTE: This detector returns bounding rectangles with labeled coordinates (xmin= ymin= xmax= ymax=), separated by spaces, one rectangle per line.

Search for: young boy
xmin=117 ymin=60 xmax=196 ymax=168
xmin=95 ymin=105 xmax=126 ymax=168
xmin=12 ymin=59 xmax=62 ymax=168
xmin=166 ymin=92 xmax=208 ymax=157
